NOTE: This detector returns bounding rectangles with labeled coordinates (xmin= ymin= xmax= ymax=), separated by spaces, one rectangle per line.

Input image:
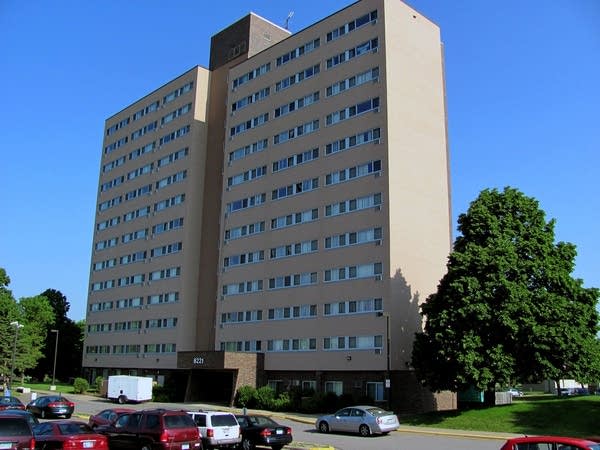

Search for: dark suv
xmin=97 ymin=409 xmax=202 ymax=450
xmin=0 ymin=413 xmax=36 ymax=450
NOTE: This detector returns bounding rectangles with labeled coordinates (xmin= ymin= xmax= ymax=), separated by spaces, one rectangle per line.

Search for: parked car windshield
xmin=211 ymin=415 xmax=238 ymax=427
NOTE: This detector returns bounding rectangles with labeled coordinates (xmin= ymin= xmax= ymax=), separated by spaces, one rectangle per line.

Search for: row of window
xmin=221 ymin=262 xmax=382 ymax=296
xmin=105 ymin=82 xmax=193 ymax=137
xmin=101 ymin=148 xmax=189 ymax=195
xmin=104 ymin=123 xmax=189 ymax=159
xmin=86 ymin=344 xmax=176 ymax=355
xmin=220 ymin=298 xmax=382 ymax=324
xmin=219 ymin=335 xmax=381 ymax=353
xmin=230 ymin=9 xmax=377 ymax=91
xmin=88 ymin=317 xmax=178 ymax=333
xmin=223 ymin=227 xmax=381 ymax=268
xmin=90 ymin=267 xmax=181 ymax=292
xmin=89 ymin=292 xmax=179 ymax=312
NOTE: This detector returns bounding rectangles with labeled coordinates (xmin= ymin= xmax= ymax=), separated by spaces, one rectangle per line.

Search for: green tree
xmin=29 ymin=289 xmax=83 ymax=382
xmin=412 ymin=187 xmax=599 ymax=396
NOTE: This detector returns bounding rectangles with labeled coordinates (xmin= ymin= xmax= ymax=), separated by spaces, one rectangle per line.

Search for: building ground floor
xmin=83 ymin=350 xmax=456 ymax=413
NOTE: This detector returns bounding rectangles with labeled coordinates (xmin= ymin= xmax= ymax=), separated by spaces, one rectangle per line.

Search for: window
xmin=324 ymin=263 xmax=382 ymax=282
xmin=129 ymin=142 xmax=155 ymax=161
xmin=223 ymin=250 xmax=264 ymax=268
xmin=226 ymin=193 xmax=266 ymax=213
xmin=161 ymin=103 xmax=192 ymax=125
xmin=325 ymin=193 xmax=382 ymax=217
xmin=273 ymin=120 xmax=319 ymax=145
xmin=149 ymin=267 xmax=181 ymax=281
xmin=268 ymin=304 xmax=317 ymax=320
xmin=325 ymin=128 xmax=380 ymax=155
xmin=271 ymin=208 xmax=318 ymax=230
xmin=147 ymin=292 xmax=179 ymax=305
xmin=272 ymin=148 xmax=318 ymax=173
xmin=231 ymin=87 xmax=270 ymax=112
xmin=324 ymin=298 xmax=383 ymax=316
xmin=221 ymin=310 xmax=262 ymax=324
xmin=152 ymin=218 xmax=184 ymax=235
xmin=267 ymin=338 xmax=316 ymax=352
xmin=159 ymin=125 xmax=190 ymax=146
xmin=325 ymin=227 xmax=382 ymax=248
xmin=274 ymin=92 xmax=319 ymax=118
xmin=230 ymin=113 xmax=269 ymax=137
xmin=327 ymin=67 xmax=380 ymax=97
xmin=156 ymin=170 xmax=187 ymax=190
xmin=272 ymin=178 xmax=318 ymax=200
xmin=225 ymin=221 xmax=265 ymax=240
xmin=270 ymin=240 xmax=318 ymax=259
xmin=324 ymin=381 xmax=343 ymax=396
xmin=222 ymin=280 xmax=263 ymax=296
xmin=366 ymin=382 xmax=384 ymax=401
xmin=151 ymin=242 xmax=182 ymax=258
xmin=276 ymin=38 xmax=320 ymax=66
xmin=158 ymin=148 xmax=188 ymax=168
xmin=326 ymin=98 xmax=380 ymax=126
xmin=326 ymin=10 xmax=378 ymax=42
xmin=232 ymin=63 xmax=271 ymax=89
xmin=268 ymin=272 xmax=317 ymax=289
xmin=275 ymin=64 xmax=320 ymax=92
xmin=154 ymin=194 xmax=185 ymax=213
xmin=228 ymin=166 xmax=267 ymax=187
xmin=131 ymin=121 xmax=157 ymax=141
xmin=229 ymin=139 xmax=268 ymax=162
xmin=326 ymin=161 xmax=381 ymax=186
xmin=326 ymin=38 xmax=379 ymax=69
xmin=163 ymin=82 xmax=194 ymax=105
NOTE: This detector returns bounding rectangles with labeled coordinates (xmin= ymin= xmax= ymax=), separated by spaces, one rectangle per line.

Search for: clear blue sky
xmin=1 ymin=1 xmax=598 ymax=321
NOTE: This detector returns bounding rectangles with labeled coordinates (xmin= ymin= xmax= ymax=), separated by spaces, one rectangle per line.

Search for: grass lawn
xmin=18 ymin=381 xmax=77 ymax=394
xmin=402 ymin=395 xmax=600 ymax=438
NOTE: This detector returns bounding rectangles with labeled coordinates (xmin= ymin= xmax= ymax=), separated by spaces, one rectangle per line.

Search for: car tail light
xmin=285 ymin=427 xmax=292 ymax=435
xmin=67 ymin=402 xmax=75 ymax=408
xmin=206 ymin=428 xmax=214 ymax=438
xmin=28 ymin=437 xmax=36 ymax=450
xmin=160 ymin=430 xmax=169 ymax=443
xmin=97 ymin=437 xmax=108 ymax=449
xmin=62 ymin=439 xmax=77 ymax=448
xmin=48 ymin=402 xmax=60 ymax=407
xmin=259 ymin=429 xmax=272 ymax=437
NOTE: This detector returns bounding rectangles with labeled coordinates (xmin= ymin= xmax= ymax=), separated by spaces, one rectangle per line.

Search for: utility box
xmin=107 ymin=375 xmax=153 ymax=404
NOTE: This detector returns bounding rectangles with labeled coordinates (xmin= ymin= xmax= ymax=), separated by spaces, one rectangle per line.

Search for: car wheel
xmin=271 ymin=446 xmax=283 ymax=450
xmin=359 ymin=424 xmax=371 ymax=437
xmin=140 ymin=444 xmax=151 ymax=450
xmin=118 ymin=395 xmax=127 ymax=404
xmin=241 ymin=438 xmax=254 ymax=450
xmin=65 ymin=414 xmax=72 ymax=419
xmin=318 ymin=421 xmax=329 ymax=433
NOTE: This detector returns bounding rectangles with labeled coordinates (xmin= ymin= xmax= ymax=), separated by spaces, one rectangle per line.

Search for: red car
xmin=33 ymin=420 xmax=108 ymax=450
xmin=501 ymin=436 xmax=600 ymax=450
xmin=0 ymin=413 xmax=36 ymax=450
xmin=88 ymin=409 xmax=134 ymax=429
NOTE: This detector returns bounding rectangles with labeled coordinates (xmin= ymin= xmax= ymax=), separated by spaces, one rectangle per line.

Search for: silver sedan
xmin=315 ymin=405 xmax=400 ymax=436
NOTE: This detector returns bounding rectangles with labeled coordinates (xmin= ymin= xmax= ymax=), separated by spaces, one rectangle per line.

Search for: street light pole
xmin=377 ymin=312 xmax=391 ymax=410
xmin=51 ymin=329 xmax=59 ymax=387
xmin=9 ymin=321 xmax=23 ymax=390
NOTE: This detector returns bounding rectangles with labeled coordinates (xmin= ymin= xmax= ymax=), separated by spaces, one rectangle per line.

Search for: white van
xmin=186 ymin=410 xmax=241 ymax=449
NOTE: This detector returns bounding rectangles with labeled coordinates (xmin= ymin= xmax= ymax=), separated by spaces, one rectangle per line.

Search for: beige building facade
xmin=84 ymin=0 xmax=453 ymax=412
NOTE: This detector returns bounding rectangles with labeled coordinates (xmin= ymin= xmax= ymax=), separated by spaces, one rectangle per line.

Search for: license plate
xmin=0 ymin=443 xmax=13 ymax=449
xmin=276 ymin=430 xmax=283 ymax=435
xmin=83 ymin=441 xmax=94 ymax=448
xmin=181 ymin=445 xmax=189 ymax=450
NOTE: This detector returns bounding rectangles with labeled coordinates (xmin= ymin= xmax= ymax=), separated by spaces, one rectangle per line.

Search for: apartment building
xmin=84 ymin=0 xmax=452 ymax=412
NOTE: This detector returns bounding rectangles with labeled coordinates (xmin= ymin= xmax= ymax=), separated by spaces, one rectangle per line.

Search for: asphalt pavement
xmin=14 ymin=388 xmax=520 ymax=450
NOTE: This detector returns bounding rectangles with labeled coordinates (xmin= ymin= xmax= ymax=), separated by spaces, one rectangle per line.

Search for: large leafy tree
xmin=0 ymin=269 xmax=55 ymax=384
xmin=412 ymin=187 xmax=599 ymax=394
xmin=30 ymin=289 xmax=83 ymax=382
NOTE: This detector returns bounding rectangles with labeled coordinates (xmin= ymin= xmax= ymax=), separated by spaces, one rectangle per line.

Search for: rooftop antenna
xmin=284 ymin=11 xmax=294 ymax=30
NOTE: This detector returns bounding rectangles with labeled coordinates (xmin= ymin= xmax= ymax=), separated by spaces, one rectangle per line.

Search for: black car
xmin=26 ymin=395 xmax=74 ymax=419
xmin=234 ymin=415 xmax=292 ymax=450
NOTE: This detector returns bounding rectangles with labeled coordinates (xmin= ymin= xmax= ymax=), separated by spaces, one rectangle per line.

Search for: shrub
xmin=43 ymin=375 xmax=52 ymax=384
xmin=152 ymin=384 xmax=176 ymax=402
xmin=73 ymin=378 xmax=89 ymax=394
xmin=253 ymin=386 xmax=276 ymax=409
xmin=271 ymin=392 xmax=292 ymax=411
xmin=235 ymin=385 xmax=256 ymax=408
xmin=94 ymin=376 xmax=104 ymax=393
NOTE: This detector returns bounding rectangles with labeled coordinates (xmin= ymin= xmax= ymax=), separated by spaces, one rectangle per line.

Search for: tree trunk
xmin=483 ymin=389 xmax=496 ymax=406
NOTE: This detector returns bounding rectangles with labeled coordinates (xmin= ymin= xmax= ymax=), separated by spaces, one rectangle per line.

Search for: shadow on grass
xmin=401 ymin=396 xmax=600 ymax=437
